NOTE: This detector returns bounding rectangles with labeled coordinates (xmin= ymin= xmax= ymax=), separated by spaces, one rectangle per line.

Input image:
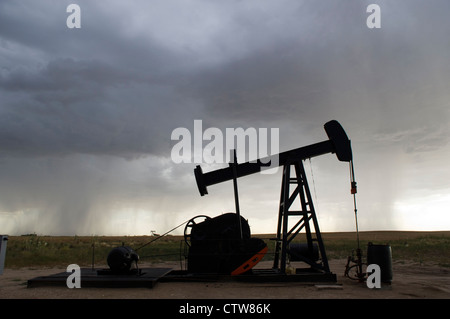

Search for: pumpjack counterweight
xmin=193 ymin=120 xmax=353 ymax=279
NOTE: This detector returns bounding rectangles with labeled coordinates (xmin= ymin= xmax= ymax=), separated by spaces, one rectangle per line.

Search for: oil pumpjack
xmin=27 ymin=120 xmax=358 ymax=288
xmin=188 ymin=120 xmax=354 ymax=280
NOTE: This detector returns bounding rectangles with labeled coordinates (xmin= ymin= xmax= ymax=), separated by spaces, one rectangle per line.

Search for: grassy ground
xmin=3 ymin=231 xmax=449 ymax=269
xmin=321 ymin=231 xmax=450 ymax=267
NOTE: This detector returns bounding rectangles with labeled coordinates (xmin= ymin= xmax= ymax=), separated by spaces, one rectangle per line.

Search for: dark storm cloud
xmin=0 ymin=0 xmax=208 ymax=159
xmin=187 ymin=0 xmax=450 ymax=139
xmin=0 ymin=0 xmax=449 ymax=234
xmin=0 ymin=43 xmax=191 ymax=158
xmin=0 ymin=59 xmax=184 ymax=158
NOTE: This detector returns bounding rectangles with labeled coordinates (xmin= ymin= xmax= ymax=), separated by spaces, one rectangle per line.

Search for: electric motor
xmin=107 ymin=246 xmax=139 ymax=273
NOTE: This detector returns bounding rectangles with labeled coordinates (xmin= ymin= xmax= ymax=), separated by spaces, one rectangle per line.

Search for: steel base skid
xmin=161 ymin=268 xmax=337 ymax=283
xmin=27 ymin=266 xmax=336 ymax=289
xmin=27 ymin=267 xmax=173 ymax=288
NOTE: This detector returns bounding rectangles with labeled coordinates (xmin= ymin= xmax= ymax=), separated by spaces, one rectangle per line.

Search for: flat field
xmin=0 ymin=231 xmax=449 ymax=300
xmin=4 ymin=231 xmax=449 ymax=268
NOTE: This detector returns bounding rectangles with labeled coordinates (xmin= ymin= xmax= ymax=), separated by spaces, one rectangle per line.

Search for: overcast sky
xmin=0 ymin=0 xmax=449 ymax=236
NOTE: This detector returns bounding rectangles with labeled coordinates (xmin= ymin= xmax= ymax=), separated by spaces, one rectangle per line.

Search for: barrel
xmin=367 ymin=243 xmax=393 ymax=283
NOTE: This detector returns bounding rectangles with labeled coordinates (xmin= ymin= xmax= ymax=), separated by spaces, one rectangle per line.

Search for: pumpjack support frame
xmin=273 ymin=160 xmax=330 ymax=275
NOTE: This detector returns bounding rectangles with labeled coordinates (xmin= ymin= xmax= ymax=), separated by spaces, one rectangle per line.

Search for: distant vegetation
xmin=4 ymin=234 xmax=184 ymax=269
xmin=3 ymin=231 xmax=449 ymax=269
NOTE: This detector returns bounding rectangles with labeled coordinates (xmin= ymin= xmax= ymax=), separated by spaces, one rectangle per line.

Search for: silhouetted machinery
xmin=184 ymin=213 xmax=268 ymax=275
xmin=28 ymin=120 xmax=358 ymax=288
xmin=107 ymin=246 xmax=139 ymax=273
xmin=190 ymin=120 xmax=354 ymax=280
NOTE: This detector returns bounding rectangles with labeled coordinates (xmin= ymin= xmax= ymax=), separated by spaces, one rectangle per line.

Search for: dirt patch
xmin=1 ymin=259 xmax=449 ymax=299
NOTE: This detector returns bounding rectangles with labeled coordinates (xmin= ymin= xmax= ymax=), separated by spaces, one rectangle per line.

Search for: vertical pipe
xmin=230 ymin=150 xmax=243 ymax=240
xmin=280 ymin=165 xmax=291 ymax=273
xmin=273 ymin=165 xmax=286 ymax=269
xmin=91 ymin=242 xmax=95 ymax=271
